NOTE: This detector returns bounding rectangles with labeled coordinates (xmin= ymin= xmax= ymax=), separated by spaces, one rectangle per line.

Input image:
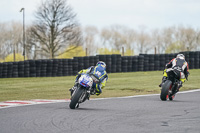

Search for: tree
xmin=98 ymin=47 xmax=133 ymax=55
xmin=151 ymin=29 xmax=162 ymax=54
xmin=196 ymin=30 xmax=200 ymax=50
xmin=83 ymin=26 xmax=98 ymax=56
xmin=100 ymin=25 xmax=135 ymax=54
xmin=25 ymin=26 xmax=41 ymax=60
xmin=165 ymin=42 xmax=182 ymax=53
xmin=179 ymin=26 xmax=198 ymax=51
xmin=57 ymin=46 xmax=86 ymax=58
xmin=98 ymin=48 xmax=120 ymax=55
xmin=0 ymin=22 xmax=23 ymax=60
xmin=161 ymin=27 xmax=174 ymax=53
xmin=31 ymin=0 xmax=83 ymax=59
xmin=0 ymin=22 xmax=7 ymax=59
xmin=125 ymin=49 xmax=134 ymax=56
xmin=4 ymin=53 xmax=25 ymax=62
xmin=135 ymin=26 xmax=151 ymax=54
xmin=10 ymin=22 xmax=23 ymax=61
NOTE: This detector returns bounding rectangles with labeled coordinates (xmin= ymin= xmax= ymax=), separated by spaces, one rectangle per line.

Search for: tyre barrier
xmin=0 ymin=51 xmax=200 ymax=78
xmin=0 ymin=63 xmax=2 ymax=78
xmin=35 ymin=60 xmax=42 ymax=77
xmin=121 ymin=56 xmax=128 ymax=72
xmin=138 ymin=55 xmax=144 ymax=71
xmin=132 ymin=56 xmax=138 ymax=72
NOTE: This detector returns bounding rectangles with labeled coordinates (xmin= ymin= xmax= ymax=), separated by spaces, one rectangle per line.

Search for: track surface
xmin=0 ymin=90 xmax=200 ymax=133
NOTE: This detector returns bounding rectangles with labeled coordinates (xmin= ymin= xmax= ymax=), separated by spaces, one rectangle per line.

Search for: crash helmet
xmin=176 ymin=54 xmax=185 ymax=59
xmin=96 ymin=61 xmax=106 ymax=70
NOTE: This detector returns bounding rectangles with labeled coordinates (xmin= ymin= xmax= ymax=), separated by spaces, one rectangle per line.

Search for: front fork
xmin=78 ymin=89 xmax=91 ymax=103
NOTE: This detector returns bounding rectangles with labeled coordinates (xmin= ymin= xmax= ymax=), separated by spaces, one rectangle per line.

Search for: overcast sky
xmin=1 ymin=0 xmax=200 ymax=30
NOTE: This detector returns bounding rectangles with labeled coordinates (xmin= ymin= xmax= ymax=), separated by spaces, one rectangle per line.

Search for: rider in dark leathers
xmin=159 ymin=54 xmax=189 ymax=92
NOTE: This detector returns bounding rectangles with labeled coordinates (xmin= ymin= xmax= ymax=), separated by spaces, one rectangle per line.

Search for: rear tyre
xmin=69 ymin=87 xmax=84 ymax=109
xmin=160 ymin=80 xmax=172 ymax=101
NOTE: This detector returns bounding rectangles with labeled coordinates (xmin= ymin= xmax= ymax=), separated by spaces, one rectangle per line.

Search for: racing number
xmin=95 ymin=71 xmax=102 ymax=77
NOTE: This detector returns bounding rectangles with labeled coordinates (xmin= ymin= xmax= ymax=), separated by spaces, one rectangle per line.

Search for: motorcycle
xmin=160 ymin=67 xmax=181 ymax=101
xmin=69 ymin=73 xmax=100 ymax=109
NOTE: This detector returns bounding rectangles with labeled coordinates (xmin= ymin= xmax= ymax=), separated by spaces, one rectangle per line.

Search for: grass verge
xmin=0 ymin=69 xmax=199 ymax=102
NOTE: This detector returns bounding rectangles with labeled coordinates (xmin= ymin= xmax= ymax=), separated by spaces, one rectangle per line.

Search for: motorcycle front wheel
xmin=69 ymin=87 xmax=85 ymax=109
xmin=160 ymin=80 xmax=172 ymax=101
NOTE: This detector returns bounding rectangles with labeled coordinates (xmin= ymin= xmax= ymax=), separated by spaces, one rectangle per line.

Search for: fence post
xmin=86 ymin=48 xmax=88 ymax=56
xmin=122 ymin=47 xmax=124 ymax=56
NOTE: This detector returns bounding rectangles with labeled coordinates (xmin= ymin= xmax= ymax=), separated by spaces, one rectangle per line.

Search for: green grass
xmin=0 ymin=69 xmax=200 ymax=102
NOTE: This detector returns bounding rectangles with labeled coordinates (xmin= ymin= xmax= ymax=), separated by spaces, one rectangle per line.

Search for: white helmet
xmin=176 ymin=54 xmax=185 ymax=59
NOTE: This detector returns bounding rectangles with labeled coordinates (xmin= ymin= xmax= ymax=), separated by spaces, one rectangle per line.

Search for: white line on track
xmin=0 ymin=89 xmax=200 ymax=109
xmin=93 ymin=89 xmax=200 ymax=100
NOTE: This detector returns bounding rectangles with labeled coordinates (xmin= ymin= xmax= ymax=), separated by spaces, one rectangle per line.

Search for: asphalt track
xmin=0 ymin=90 xmax=200 ymax=133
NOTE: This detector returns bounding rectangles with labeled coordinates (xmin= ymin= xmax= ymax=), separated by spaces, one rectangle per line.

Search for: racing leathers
xmin=71 ymin=65 xmax=108 ymax=96
xmin=159 ymin=57 xmax=189 ymax=90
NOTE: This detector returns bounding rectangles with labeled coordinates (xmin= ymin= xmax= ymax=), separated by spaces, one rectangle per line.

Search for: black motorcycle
xmin=160 ymin=67 xmax=181 ymax=101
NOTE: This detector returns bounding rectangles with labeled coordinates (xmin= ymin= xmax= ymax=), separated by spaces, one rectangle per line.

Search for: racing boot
xmin=176 ymin=81 xmax=182 ymax=93
xmin=171 ymin=80 xmax=182 ymax=96
xmin=159 ymin=76 xmax=167 ymax=87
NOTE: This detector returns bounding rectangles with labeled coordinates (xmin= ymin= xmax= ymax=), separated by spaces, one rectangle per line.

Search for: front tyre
xmin=160 ymin=80 xmax=172 ymax=101
xmin=69 ymin=87 xmax=85 ymax=109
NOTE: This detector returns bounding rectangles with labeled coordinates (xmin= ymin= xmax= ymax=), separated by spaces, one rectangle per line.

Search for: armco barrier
xmin=0 ymin=51 xmax=200 ymax=78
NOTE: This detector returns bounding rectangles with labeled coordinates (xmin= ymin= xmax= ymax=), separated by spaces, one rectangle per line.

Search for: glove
xmin=185 ymin=73 xmax=189 ymax=80
xmin=78 ymin=70 xmax=83 ymax=74
xmin=185 ymin=71 xmax=190 ymax=80
xmin=186 ymin=75 xmax=188 ymax=80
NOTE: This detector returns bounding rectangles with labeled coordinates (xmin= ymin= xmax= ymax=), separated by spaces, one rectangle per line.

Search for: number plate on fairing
xmin=79 ymin=75 xmax=93 ymax=88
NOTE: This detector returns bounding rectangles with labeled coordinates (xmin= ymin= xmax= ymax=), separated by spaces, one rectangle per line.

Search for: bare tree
xmin=180 ymin=26 xmax=198 ymax=51
xmin=100 ymin=25 xmax=125 ymax=51
xmin=161 ymin=27 xmax=174 ymax=53
xmin=100 ymin=28 xmax=111 ymax=47
xmin=26 ymin=25 xmax=42 ymax=59
xmin=100 ymin=25 xmax=136 ymax=52
xmin=196 ymin=29 xmax=200 ymax=50
xmin=151 ymin=29 xmax=162 ymax=54
xmin=11 ymin=22 xmax=23 ymax=57
xmin=83 ymin=26 xmax=98 ymax=56
xmin=123 ymin=29 xmax=136 ymax=50
xmin=0 ymin=22 xmax=23 ymax=60
xmin=0 ymin=22 xmax=7 ymax=59
xmin=31 ymin=0 xmax=82 ymax=59
xmin=135 ymin=26 xmax=152 ymax=54
xmin=166 ymin=26 xmax=199 ymax=53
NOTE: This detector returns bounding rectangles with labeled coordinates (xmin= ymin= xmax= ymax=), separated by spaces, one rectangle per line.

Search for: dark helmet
xmin=96 ymin=61 xmax=106 ymax=70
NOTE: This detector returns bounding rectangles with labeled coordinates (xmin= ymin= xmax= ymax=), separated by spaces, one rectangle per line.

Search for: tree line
xmin=0 ymin=0 xmax=200 ymax=62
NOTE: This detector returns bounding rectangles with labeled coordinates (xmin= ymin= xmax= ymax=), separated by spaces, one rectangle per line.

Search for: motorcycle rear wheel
xmin=160 ymin=80 xmax=172 ymax=101
xmin=69 ymin=87 xmax=85 ymax=109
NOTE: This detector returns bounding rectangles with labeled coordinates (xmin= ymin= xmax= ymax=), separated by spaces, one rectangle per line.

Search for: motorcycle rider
xmin=69 ymin=61 xmax=108 ymax=96
xmin=159 ymin=54 xmax=189 ymax=93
